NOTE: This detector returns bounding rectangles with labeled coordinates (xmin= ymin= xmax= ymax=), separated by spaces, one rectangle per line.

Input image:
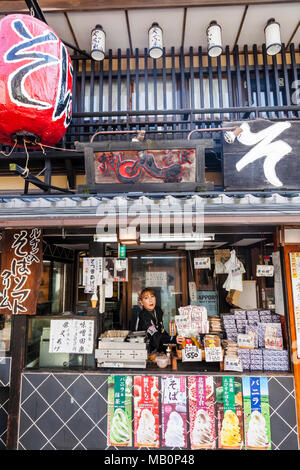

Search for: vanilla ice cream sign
xmin=223 ymin=120 xmax=300 ymax=190
xmin=242 ymin=377 xmax=271 ymax=450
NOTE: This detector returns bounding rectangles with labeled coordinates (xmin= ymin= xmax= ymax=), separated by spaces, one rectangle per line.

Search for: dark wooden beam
xmin=6 ymin=315 xmax=27 ymax=450
xmin=0 ymin=0 xmax=299 ymax=14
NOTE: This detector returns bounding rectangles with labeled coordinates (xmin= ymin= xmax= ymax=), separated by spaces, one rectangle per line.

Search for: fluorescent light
xmin=140 ymin=233 xmax=215 ymax=242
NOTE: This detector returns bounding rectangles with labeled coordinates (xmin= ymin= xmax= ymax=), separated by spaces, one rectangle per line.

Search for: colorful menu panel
xmin=134 ymin=376 xmax=159 ymax=448
xmin=242 ymin=377 xmax=271 ymax=450
xmin=216 ymin=376 xmax=244 ymax=449
xmin=107 ymin=375 xmax=132 ymax=447
xmin=161 ymin=376 xmax=187 ymax=448
xmin=188 ymin=376 xmax=216 ymax=449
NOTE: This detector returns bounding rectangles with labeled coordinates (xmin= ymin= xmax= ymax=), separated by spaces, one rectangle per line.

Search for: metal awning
xmin=0 ymin=192 xmax=299 ymax=228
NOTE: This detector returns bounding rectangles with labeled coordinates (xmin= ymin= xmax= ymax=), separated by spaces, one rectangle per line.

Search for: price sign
xmin=224 ymin=356 xmax=243 ymax=372
xmin=237 ymin=333 xmax=255 ymax=349
xmin=204 ymin=346 xmax=223 ymax=362
xmin=182 ymin=346 xmax=202 ymax=362
xmin=194 ymin=257 xmax=211 ymax=270
xmin=188 ymin=282 xmax=197 ymax=302
xmin=256 ymin=265 xmax=274 ymax=277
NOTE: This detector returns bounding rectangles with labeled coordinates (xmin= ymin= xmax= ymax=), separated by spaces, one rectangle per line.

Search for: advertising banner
xmin=107 ymin=375 xmax=132 ymax=447
xmin=161 ymin=376 xmax=187 ymax=448
xmin=134 ymin=376 xmax=159 ymax=448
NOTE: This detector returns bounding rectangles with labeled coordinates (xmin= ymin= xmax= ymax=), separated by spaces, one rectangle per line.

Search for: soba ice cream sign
xmin=0 ymin=229 xmax=43 ymax=315
xmin=223 ymin=120 xmax=300 ymax=190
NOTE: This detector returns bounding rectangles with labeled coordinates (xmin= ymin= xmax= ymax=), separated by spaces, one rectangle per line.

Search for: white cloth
xmin=222 ymin=250 xmax=245 ymax=292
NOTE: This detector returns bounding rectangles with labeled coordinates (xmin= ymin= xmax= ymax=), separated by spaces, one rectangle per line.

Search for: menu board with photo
xmin=107 ymin=375 xmax=132 ymax=447
xmin=134 ymin=376 xmax=159 ymax=448
xmin=216 ymin=376 xmax=244 ymax=449
xmin=188 ymin=376 xmax=216 ymax=450
xmin=242 ymin=377 xmax=271 ymax=450
xmin=161 ymin=376 xmax=187 ymax=448
xmin=290 ymin=252 xmax=300 ymax=358
xmin=49 ymin=319 xmax=94 ymax=354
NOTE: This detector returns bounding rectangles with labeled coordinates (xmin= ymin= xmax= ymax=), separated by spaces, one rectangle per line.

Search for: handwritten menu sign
xmin=290 ymin=253 xmax=300 ymax=358
xmin=83 ymin=257 xmax=103 ymax=293
xmin=49 ymin=319 xmax=94 ymax=354
xmin=194 ymin=257 xmax=211 ymax=270
xmin=0 ymin=229 xmax=43 ymax=315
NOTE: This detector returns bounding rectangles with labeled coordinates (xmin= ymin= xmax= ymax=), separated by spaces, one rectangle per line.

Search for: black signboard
xmin=223 ymin=119 xmax=300 ymax=190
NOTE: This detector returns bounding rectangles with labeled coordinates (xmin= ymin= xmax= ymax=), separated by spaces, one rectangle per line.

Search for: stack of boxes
xmin=222 ymin=309 xmax=289 ymax=372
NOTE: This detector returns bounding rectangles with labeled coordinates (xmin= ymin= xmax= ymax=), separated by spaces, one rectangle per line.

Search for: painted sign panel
xmin=94 ymin=149 xmax=196 ymax=184
xmin=161 ymin=376 xmax=187 ymax=448
xmin=0 ymin=229 xmax=43 ymax=315
xmin=242 ymin=377 xmax=271 ymax=450
xmin=107 ymin=375 xmax=132 ymax=447
xmin=289 ymin=252 xmax=300 ymax=358
xmin=223 ymin=120 xmax=300 ymax=190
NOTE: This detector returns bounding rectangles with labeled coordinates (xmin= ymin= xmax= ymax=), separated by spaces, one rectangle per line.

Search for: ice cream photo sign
xmin=134 ymin=376 xmax=159 ymax=448
xmin=107 ymin=375 xmax=132 ymax=447
xmin=188 ymin=376 xmax=216 ymax=450
xmin=242 ymin=377 xmax=271 ymax=450
xmin=216 ymin=376 xmax=244 ymax=449
xmin=161 ymin=376 xmax=187 ymax=448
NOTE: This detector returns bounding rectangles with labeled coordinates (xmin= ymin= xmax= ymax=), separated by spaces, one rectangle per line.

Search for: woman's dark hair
xmin=140 ymin=287 xmax=156 ymax=299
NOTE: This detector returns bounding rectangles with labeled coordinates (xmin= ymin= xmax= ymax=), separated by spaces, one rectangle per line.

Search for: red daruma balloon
xmin=0 ymin=14 xmax=73 ymax=147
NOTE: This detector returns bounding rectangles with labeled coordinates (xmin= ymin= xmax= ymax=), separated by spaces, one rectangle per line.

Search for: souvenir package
xmin=216 ymin=376 xmax=244 ymax=449
xmin=134 ymin=376 xmax=159 ymax=448
xmin=107 ymin=376 xmax=132 ymax=447
xmin=188 ymin=376 xmax=216 ymax=449
xmin=161 ymin=376 xmax=187 ymax=448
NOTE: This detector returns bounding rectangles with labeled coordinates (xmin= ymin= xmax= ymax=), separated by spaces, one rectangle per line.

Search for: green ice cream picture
xmin=110 ymin=408 xmax=130 ymax=444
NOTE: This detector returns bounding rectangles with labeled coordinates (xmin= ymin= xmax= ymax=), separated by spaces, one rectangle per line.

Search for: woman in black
xmin=137 ymin=287 xmax=184 ymax=353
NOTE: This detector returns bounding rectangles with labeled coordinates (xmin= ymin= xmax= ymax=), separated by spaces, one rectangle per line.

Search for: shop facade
xmin=0 ymin=0 xmax=299 ymax=451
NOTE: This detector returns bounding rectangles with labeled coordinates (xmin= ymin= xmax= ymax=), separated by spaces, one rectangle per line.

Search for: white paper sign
xmin=49 ymin=319 xmax=94 ymax=354
xmin=237 ymin=333 xmax=255 ymax=349
xmin=224 ymin=356 xmax=243 ymax=372
xmin=182 ymin=346 xmax=202 ymax=362
xmin=83 ymin=258 xmax=103 ymax=293
xmin=194 ymin=257 xmax=211 ymax=270
xmin=189 ymin=282 xmax=197 ymax=302
xmin=204 ymin=346 xmax=223 ymax=362
xmin=145 ymin=271 xmax=167 ymax=287
xmin=104 ymin=280 xmax=113 ymax=298
xmin=256 ymin=265 xmax=274 ymax=277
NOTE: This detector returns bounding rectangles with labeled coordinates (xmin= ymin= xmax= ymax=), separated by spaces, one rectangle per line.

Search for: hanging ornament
xmin=0 ymin=14 xmax=73 ymax=148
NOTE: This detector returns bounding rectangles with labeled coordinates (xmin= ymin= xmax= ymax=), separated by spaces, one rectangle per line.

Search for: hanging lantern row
xmin=91 ymin=17 xmax=282 ymax=61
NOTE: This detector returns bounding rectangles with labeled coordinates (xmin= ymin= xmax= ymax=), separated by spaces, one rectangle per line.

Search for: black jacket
xmin=137 ymin=306 xmax=176 ymax=352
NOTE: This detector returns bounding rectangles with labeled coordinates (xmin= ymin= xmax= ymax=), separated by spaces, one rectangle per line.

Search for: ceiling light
xmin=140 ymin=233 xmax=215 ymax=243
xmin=148 ymin=22 xmax=163 ymax=59
xmin=265 ymin=18 xmax=281 ymax=56
xmin=91 ymin=24 xmax=106 ymax=61
xmin=207 ymin=21 xmax=222 ymax=58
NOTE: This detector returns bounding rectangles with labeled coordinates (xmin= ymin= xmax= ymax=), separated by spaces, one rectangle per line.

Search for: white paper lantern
xmin=91 ymin=25 xmax=106 ymax=61
xmin=265 ymin=18 xmax=281 ymax=56
xmin=207 ymin=21 xmax=222 ymax=57
xmin=148 ymin=22 xmax=163 ymax=59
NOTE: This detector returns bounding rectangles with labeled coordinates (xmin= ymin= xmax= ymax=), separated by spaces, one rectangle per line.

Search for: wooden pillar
xmin=282 ymin=244 xmax=300 ymax=447
xmin=6 ymin=315 xmax=27 ymax=450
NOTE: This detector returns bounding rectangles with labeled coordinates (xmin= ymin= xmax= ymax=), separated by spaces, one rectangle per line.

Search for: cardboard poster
xmin=161 ymin=376 xmax=187 ymax=448
xmin=188 ymin=376 xmax=216 ymax=449
xmin=134 ymin=376 xmax=159 ymax=448
xmin=107 ymin=375 xmax=132 ymax=447
xmin=216 ymin=376 xmax=244 ymax=449
xmin=242 ymin=377 xmax=271 ymax=450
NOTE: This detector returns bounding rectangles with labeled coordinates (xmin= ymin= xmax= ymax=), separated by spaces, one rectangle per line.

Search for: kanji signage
xmin=223 ymin=120 xmax=300 ymax=190
xmin=0 ymin=228 xmax=43 ymax=315
xmin=77 ymin=139 xmax=213 ymax=193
